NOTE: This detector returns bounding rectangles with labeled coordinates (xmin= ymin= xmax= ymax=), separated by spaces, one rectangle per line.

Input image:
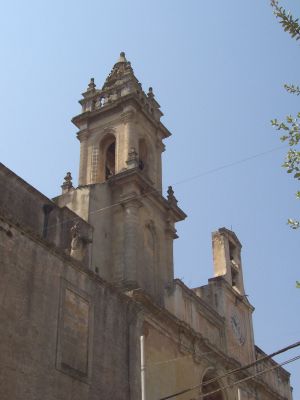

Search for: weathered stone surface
xmin=0 ymin=53 xmax=293 ymax=400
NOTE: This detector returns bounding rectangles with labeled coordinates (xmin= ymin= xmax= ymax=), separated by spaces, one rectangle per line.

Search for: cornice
xmin=72 ymin=93 xmax=171 ymax=139
xmin=108 ymin=168 xmax=186 ymax=222
xmin=173 ymin=278 xmax=225 ymax=327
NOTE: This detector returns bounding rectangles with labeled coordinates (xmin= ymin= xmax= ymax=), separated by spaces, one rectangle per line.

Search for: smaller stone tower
xmin=195 ymin=227 xmax=256 ymax=366
xmin=55 ymin=53 xmax=186 ymax=305
xmin=212 ymin=227 xmax=245 ymax=294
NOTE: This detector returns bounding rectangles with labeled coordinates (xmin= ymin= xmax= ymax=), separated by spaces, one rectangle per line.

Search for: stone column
xmin=123 ymin=199 xmax=141 ymax=288
xmin=78 ymin=131 xmax=89 ymax=186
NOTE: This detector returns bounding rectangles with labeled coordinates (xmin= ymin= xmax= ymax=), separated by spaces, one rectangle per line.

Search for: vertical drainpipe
xmin=140 ymin=334 xmax=146 ymax=400
xmin=237 ymin=387 xmax=241 ymax=400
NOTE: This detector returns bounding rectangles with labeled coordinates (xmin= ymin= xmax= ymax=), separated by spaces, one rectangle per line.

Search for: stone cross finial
xmin=167 ymin=186 xmax=178 ymax=206
xmin=126 ymin=147 xmax=139 ymax=169
xmin=61 ymin=172 xmax=73 ymax=194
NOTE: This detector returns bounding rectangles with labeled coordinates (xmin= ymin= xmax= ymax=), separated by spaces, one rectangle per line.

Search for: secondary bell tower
xmin=55 ymin=52 xmax=186 ymax=304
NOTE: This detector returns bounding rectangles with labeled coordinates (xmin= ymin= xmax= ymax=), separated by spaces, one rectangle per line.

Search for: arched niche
xmin=201 ymin=369 xmax=226 ymax=400
xmin=99 ymin=133 xmax=116 ymax=182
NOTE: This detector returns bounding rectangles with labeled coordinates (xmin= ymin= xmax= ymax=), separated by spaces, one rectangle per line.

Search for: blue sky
xmin=0 ymin=0 xmax=299 ymax=397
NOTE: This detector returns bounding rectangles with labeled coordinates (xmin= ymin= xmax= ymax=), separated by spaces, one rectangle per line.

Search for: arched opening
xmin=99 ymin=134 xmax=116 ymax=182
xmin=201 ymin=370 xmax=224 ymax=400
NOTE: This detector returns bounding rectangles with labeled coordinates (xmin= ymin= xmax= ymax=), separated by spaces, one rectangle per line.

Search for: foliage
xmin=271 ymin=0 xmax=300 ymax=40
xmin=271 ymin=1 xmax=300 ymax=287
xmin=271 ymin=1 xmax=300 ymax=233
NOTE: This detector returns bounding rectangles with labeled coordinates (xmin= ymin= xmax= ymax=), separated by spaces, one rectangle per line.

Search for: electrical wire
xmin=25 ymin=143 xmax=287 ymax=233
xmin=1 ymin=146 xmax=298 ymax=398
xmin=197 ymin=354 xmax=300 ymax=400
xmin=160 ymin=355 xmax=300 ymax=400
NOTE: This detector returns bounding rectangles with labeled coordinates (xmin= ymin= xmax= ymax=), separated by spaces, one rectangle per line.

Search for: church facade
xmin=0 ymin=53 xmax=293 ymax=400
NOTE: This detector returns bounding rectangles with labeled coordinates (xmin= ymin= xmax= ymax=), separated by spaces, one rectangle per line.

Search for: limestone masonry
xmin=0 ymin=53 xmax=293 ymax=400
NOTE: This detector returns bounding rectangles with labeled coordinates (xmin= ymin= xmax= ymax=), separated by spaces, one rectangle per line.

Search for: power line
xmin=87 ymin=144 xmax=287 ymax=218
xmin=197 ymin=354 xmax=300 ymax=400
xmin=173 ymin=144 xmax=287 ymax=186
xmin=1 ymin=144 xmax=287 ymax=234
xmin=159 ymin=340 xmax=300 ymax=400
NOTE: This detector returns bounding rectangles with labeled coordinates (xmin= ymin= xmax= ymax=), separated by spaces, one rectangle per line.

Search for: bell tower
xmin=212 ymin=227 xmax=245 ymax=294
xmin=75 ymin=52 xmax=165 ymax=191
xmin=55 ymin=53 xmax=186 ymax=304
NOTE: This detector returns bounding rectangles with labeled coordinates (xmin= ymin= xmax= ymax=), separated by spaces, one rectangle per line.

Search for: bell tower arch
xmin=98 ymin=132 xmax=116 ymax=182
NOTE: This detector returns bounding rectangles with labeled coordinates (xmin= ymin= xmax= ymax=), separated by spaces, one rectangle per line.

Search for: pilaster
xmin=123 ymin=199 xmax=142 ymax=288
xmin=78 ymin=130 xmax=90 ymax=186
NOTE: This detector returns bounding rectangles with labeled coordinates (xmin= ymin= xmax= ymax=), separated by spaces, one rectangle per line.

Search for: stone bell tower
xmin=55 ymin=52 xmax=186 ymax=304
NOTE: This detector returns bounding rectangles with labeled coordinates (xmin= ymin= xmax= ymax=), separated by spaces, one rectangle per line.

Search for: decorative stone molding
xmin=165 ymin=219 xmax=178 ymax=239
xmin=121 ymin=109 xmax=136 ymax=125
xmin=102 ymin=126 xmax=116 ymax=136
xmin=179 ymin=329 xmax=193 ymax=354
xmin=126 ymin=147 xmax=139 ymax=169
xmin=77 ymin=129 xmax=91 ymax=142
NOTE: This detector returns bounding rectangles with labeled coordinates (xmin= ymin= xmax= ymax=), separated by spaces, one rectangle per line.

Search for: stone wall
xmin=0 ymin=216 xmax=141 ymax=400
xmin=0 ymin=163 xmax=92 ymax=268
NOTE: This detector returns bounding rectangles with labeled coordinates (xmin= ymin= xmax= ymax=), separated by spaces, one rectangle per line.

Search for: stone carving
xmin=87 ymin=77 xmax=96 ymax=92
xmin=61 ymin=172 xmax=73 ymax=194
xmin=126 ymin=147 xmax=139 ymax=169
xmin=70 ymin=222 xmax=91 ymax=261
xmin=147 ymin=86 xmax=154 ymax=99
xmin=102 ymin=52 xmax=134 ymax=91
xmin=167 ymin=186 xmax=178 ymax=206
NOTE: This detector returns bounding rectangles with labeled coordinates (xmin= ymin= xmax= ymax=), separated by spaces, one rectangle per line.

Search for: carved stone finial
xmin=147 ymin=87 xmax=154 ymax=99
xmin=126 ymin=147 xmax=139 ymax=169
xmin=167 ymin=186 xmax=178 ymax=206
xmin=61 ymin=172 xmax=73 ymax=194
xmin=87 ymin=78 xmax=96 ymax=91
xmin=117 ymin=51 xmax=127 ymax=63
